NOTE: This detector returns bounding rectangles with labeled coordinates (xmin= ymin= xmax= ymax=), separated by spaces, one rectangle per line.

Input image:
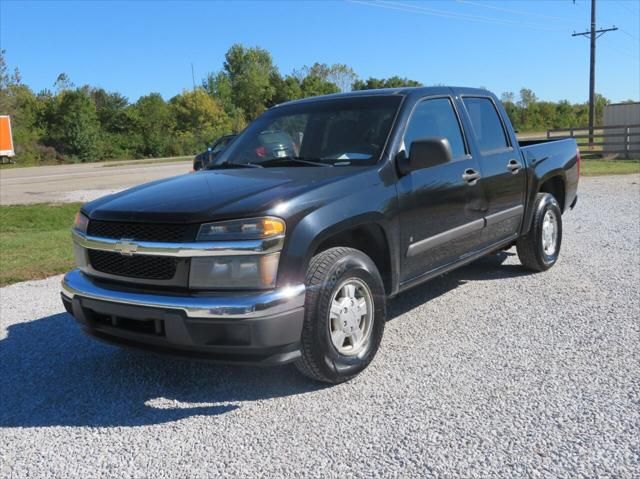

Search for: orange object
xmin=0 ymin=115 xmax=15 ymax=157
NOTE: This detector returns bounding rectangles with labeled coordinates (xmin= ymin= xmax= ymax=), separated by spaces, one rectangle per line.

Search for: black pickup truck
xmin=62 ymin=87 xmax=579 ymax=383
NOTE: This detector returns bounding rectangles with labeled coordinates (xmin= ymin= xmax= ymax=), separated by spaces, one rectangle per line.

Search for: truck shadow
xmin=388 ymin=251 xmax=531 ymax=320
xmin=0 ymin=312 xmax=326 ymax=428
xmin=0 ymin=252 xmax=529 ymax=429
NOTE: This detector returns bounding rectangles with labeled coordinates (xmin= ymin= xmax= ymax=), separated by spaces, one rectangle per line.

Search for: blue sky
xmin=1 ymin=0 xmax=639 ymax=104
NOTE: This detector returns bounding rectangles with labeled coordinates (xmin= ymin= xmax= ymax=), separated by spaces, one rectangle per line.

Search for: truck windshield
xmin=209 ymin=96 xmax=402 ymax=168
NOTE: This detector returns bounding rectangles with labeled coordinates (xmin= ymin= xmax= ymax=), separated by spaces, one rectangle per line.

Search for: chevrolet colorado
xmin=62 ymin=87 xmax=579 ymax=383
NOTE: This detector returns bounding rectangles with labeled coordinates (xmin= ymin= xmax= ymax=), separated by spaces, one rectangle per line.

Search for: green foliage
xmin=269 ymin=73 xmax=303 ymax=105
xmin=0 ymin=47 xmax=619 ymax=166
xmin=169 ymin=89 xmax=231 ymax=152
xmin=42 ymin=89 xmax=101 ymax=162
xmin=295 ymin=63 xmax=357 ymax=93
xmin=223 ymin=44 xmax=277 ymax=119
xmin=130 ymin=93 xmax=175 ymax=157
xmin=500 ymin=89 xmax=610 ymax=132
xmin=352 ymin=76 xmax=423 ymax=90
xmin=299 ymin=74 xmax=340 ymax=97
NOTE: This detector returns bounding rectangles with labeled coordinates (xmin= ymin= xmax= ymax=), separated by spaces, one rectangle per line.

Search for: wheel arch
xmin=521 ymin=171 xmax=567 ymax=236
xmin=538 ymin=174 xmax=566 ymax=212
xmin=294 ymin=215 xmax=396 ymax=296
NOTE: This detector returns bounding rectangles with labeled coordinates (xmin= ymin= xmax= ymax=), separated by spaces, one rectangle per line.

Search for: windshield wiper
xmin=259 ymin=156 xmax=333 ymax=167
xmin=207 ymin=161 xmax=263 ymax=170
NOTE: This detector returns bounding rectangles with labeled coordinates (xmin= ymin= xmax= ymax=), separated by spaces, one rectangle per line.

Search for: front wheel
xmin=295 ymin=247 xmax=386 ymax=383
xmin=516 ymin=193 xmax=563 ymax=272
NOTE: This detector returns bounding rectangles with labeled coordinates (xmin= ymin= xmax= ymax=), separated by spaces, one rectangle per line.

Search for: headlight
xmin=197 ymin=217 xmax=285 ymax=241
xmin=73 ymin=211 xmax=89 ymax=234
xmin=191 ymin=217 xmax=285 ymax=289
xmin=189 ymin=253 xmax=280 ymax=290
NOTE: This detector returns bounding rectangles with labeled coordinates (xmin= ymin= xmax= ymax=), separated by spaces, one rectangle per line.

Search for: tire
xmin=516 ymin=193 xmax=563 ymax=272
xmin=295 ymin=247 xmax=386 ymax=383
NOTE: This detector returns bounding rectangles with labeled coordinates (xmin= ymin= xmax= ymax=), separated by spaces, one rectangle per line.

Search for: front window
xmin=209 ymin=96 xmax=402 ymax=168
xmin=403 ymin=97 xmax=467 ymax=161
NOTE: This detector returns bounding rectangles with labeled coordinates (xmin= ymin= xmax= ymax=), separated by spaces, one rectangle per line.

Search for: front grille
xmin=87 ymin=221 xmax=190 ymax=242
xmin=88 ymin=250 xmax=178 ymax=280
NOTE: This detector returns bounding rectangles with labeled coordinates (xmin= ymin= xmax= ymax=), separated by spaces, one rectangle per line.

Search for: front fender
xmin=276 ymin=181 xmax=400 ymax=292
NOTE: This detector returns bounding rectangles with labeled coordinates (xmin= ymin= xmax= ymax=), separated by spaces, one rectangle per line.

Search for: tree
xmin=500 ymin=92 xmax=515 ymax=104
xmin=223 ymin=44 xmax=277 ymax=119
xmin=518 ymin=88 xmax=538 ymax=109
xmin=203 ymin=71 xmax=247 ymax=132
xmin=202 ymin=71 xmax=234 ymax=112
xmin=169 ymin=89 xmax=231 ymax=152
xmin=0 ymin=49 xmax=10 ymax=90
xmin=11 ymin=67 xmax=22 ymax=85
xmin=54 ymin=73 xmax=74 ymax=93
xmin=269 ymin=73 xmax=303 ymax=106
xmin=352 ymin=76 xmax=422 ymax=90
xmin=46 ymin=89 xmax=101 ymax=161
xmin=300 ymin=74 xmax=339 ymax=97
xmin=90 ymin=89 xmax=129 ymax=132
xmin=594 ymin=93 xmax=609 ymax=126
xmin=130 ymin=93 xmax=175 ymax=157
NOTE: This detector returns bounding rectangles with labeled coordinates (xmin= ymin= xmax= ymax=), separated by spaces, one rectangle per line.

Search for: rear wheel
xmin=516 ymin=193 xmax=562 ymax=271
xmin=295 ymin=247 xmax=386 ymax=383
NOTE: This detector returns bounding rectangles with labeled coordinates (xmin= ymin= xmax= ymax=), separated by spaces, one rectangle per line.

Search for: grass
xmin=580 ymin=159 xmax=640 ymax=176
xmin=0 ymin=203 xmax=80 ymax=286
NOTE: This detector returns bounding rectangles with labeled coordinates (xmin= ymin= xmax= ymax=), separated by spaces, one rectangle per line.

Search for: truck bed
xmin=518 ymin=137 xmax=579 ymax=216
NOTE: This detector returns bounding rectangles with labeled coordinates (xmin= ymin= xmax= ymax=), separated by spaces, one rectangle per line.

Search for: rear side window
xmin=462 ymin=97 xmax=510 ymax=154
xmin=403 ymin=98 xmax=467 ymax=161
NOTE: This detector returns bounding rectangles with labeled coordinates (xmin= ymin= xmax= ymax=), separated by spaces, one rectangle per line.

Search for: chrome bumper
xmin=61 ymin=269 xmax=306 ymax=319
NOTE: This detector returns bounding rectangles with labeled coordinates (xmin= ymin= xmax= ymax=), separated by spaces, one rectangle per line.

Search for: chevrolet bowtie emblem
xmin=114 ymin=239 xmax=138 ymax=256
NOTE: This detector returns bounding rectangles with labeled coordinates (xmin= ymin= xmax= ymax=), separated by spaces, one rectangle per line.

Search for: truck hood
xmin=83 ymin=167 xmax=365 ymax=223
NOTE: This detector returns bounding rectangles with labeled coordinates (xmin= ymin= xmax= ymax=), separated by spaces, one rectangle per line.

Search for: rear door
xmin=460 ymin=96 xmax=526 ymax=244
xmin=397 ymin=96 xmax=486 ymax=284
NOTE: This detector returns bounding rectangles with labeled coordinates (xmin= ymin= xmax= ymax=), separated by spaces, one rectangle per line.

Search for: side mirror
xmin=399 ymin=137 xmax=452 ymax=175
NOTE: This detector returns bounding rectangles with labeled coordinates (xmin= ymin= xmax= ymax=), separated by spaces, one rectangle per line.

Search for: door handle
xmin=507 ymin=159 xmax=522 ymax=173
xmin=462 ymin=168 xmax=481 ymax=184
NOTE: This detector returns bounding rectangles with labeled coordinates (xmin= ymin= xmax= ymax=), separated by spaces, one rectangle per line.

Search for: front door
xmin=397 ymin=96 xmax=487 ymax=284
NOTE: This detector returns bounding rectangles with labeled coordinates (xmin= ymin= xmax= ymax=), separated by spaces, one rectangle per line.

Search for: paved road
xmin=1 ymin=175 xmax=639 ymax=477
xmin=0 ymin=160 xmax=191 ymax=205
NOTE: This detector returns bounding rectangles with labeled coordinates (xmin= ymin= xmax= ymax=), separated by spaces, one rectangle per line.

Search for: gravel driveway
xmin=1 ymin=175 xmax=639 ymax=478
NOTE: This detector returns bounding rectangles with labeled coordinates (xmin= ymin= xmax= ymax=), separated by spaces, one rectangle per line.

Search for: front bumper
xmin=61 ymin=269 xmax=306 ymax=365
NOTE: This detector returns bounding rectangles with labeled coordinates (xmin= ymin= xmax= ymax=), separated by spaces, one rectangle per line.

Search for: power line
xmin=349 ymin=0 xmax=566 ymax=32
xmin=619 ymin=28 xmax=639 ymax=41
xmin=614 ymin=0 xmax=640 ymax=15
xmin=454 ymin=0 xmax=571 ymax=22
xmin=600 ymin=43 xmax=640 ymax=63
xmin=378 ymin=0 xmax=567 ymax=30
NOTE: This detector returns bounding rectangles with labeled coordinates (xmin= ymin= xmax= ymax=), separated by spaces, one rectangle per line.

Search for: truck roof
xmin=274 ymin=86 xmax=495 ymax=108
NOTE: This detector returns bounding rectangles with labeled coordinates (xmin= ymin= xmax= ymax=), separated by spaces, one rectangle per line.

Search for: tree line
xmin=0 ymin=44 xmax=616 ymax=165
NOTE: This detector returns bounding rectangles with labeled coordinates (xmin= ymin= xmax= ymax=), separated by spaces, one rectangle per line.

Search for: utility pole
xmin=191 ymin=63 xmax=196 ymax=92
xmin=572 ymin=0 xmax=617 ymax=144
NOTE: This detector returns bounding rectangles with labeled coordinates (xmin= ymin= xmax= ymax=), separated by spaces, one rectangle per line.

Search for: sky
xmin=1 ymin=0 xmax=639 ymax=104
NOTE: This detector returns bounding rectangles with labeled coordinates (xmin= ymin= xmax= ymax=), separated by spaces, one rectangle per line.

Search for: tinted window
xmin=404 ymin=98 xmax=466 ymax=161
xmin=463 ymin=97 xmax=509 ymax=153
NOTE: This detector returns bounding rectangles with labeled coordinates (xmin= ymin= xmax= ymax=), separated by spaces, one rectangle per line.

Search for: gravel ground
xmin=1 ymin=175 xmax=639 ymax=478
